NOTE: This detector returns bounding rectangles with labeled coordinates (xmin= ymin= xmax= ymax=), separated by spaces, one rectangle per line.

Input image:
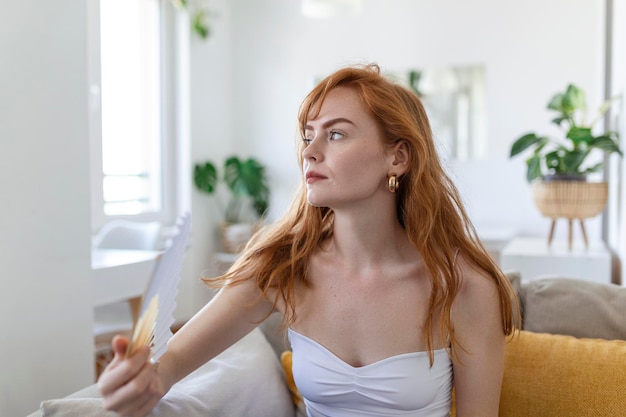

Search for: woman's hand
xmin=97 ymin=335 xmax=168 ymax=417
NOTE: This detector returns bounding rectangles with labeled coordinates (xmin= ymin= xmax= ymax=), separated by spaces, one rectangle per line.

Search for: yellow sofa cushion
xmin=281 ymin=351 xmax=308 ymax=416
xmin=280 ymin=351 xmax=302 ymax=406
xmin=500 ymin=330 xmax=626 ymax=417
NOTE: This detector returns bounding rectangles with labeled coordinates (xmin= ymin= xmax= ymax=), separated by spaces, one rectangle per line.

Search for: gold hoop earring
xmin=388 ymin=175 xmax=398 ymax=193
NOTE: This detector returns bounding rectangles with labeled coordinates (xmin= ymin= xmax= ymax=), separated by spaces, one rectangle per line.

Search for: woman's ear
xmin=389 ymin=140 xmax=410 ymax=176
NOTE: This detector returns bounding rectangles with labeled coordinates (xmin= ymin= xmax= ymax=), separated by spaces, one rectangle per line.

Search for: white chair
xmin=92 ymin=220 xmax=162 ymax=250
xmin=93 ymin=220 xmax=163 ymax=322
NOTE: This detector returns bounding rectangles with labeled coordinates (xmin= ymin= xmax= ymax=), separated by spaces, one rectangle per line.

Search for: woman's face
xmin=302 ymin=86 xmax=393 ymax=209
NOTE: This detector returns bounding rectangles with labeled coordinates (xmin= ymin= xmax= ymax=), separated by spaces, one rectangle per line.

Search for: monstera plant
xmin=510 ymin=84 xmax=622 ymax=183
xmin=194 ymin=156 xmax=270 ymax=253
xmin=194 ymin=156 xmax=269 ymax=222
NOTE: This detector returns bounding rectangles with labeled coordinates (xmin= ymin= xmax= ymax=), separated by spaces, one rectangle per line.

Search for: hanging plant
xmin=171 ymin=0 xmax=213 ymax=40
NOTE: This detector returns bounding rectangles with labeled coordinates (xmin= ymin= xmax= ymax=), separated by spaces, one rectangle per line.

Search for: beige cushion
xmin=522 ymin=277 xmax=626 ymax=340
xmin=34 ymin=328 xmax=295 ymax=417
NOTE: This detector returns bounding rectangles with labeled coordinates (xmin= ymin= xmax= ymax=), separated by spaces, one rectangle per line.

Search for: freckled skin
xmin=302 ymin=87 xmax=392 ymax=210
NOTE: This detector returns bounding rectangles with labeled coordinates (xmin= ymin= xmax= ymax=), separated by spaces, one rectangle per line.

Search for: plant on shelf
xmin=509 ymin=84 xmax=622 ymax=183
xmin=194 ymin=156 xmax=270 ymax=253
xmin=194 ymin=156 xmax=270 ymax=221
xmin=509 ymin=84 xmax=623 ymax=250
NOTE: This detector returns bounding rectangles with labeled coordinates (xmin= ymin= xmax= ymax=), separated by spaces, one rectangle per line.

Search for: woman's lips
xmin=306 ymin=171 xmax=327 ymax=184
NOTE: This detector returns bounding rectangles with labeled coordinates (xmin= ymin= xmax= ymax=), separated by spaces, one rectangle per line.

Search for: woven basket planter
xmin=532 ymin=180 xmax=608 ymax=250
xmin=532 ymin=180 xmax=608 ymax=220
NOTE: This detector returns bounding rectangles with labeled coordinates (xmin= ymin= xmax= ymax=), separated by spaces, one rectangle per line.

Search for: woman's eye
xmin=303 ymin=137 xmax=313 ymax=145
xmin=329 ymin=131 xmax=344 ymax=140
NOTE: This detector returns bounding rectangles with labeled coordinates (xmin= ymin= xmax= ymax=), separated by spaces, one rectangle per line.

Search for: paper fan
xmin=125 ymin=213 xmax=191 ymax=360
xmin=126 ymin=295 xmax=158 ymax=357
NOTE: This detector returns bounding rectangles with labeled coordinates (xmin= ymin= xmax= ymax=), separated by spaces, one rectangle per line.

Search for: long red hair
xmin=207 ymin=63 xmax=518 ymax=359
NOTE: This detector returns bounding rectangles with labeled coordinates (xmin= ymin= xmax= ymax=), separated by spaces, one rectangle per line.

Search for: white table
xmin=91 ymin=249 xmax=161 ymax=308
xmin=500 ymin=237 xmax=611 ymax=284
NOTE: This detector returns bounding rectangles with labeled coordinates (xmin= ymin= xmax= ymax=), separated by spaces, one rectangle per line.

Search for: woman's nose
xmin=302 ymin=138 xmax=323 ymax=162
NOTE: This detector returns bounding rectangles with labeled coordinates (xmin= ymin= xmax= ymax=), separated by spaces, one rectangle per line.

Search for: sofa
xmin=27 ymin=272 xmax=626 ymax=417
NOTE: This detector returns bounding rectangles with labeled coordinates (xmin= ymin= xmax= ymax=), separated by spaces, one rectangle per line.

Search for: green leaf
xmin=223 ymin=157 xmax=270 ymax=218
xmin=591 ymin=135 xmax=623 ymax=156
xmin=252 ymin=186 xmax=270 ymax=217
xmin=547 ymin=93 xmax=565 ymax=113
xmin=563 ymin=84 xmax=586 ymax=113
xmin=193 ymin=162 xmax=218 ymax=194
xmin=408 ymin=70 xmax=423 ymax=96
xmin=544 ymin=150 xmax=563 ymax=171
xmin=224 ymin=157 xmax=244 ymax=194
xmin=525 ymin=156 xmax=542 ymax=182
xmin=566 ymin=127 xmax=593 ymax=145
xmin=510 ymin=133 xmax=547 ymax=157
xmin=597 ymin=99 xmax=612 ymax=116
xmin=582 ymin=162 xmax=604 ymax=174
xmin=547 ymin=84 xmax=585 ymax=121
xmin=561 ymin=149 xmax=586 ymax=173
xmin=551 ymin=115 xmax=570 ymax=127
xmin=170 ymin=0 xmax=187 ymax=8
xmin=193 ymin=11 xmax=210 ymax=39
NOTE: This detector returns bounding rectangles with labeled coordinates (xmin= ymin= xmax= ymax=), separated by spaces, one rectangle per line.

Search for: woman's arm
xmin=451 ymin=261 xmax=507 ymax=417
xmin=159 ymin=278 xmax=275 ymax=386
xmin=98 ymin=277 xmax=274 ymax=417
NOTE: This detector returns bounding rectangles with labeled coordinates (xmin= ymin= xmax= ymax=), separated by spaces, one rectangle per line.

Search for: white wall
xmin=185 ymin=0 xmax=238 ymax=313
xmin=227 ymin=0 xmax=607 ymax=243
xmin=0 ymin=1 xmax=94 ymax=415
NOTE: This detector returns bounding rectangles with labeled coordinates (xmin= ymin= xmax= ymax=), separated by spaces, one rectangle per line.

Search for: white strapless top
xmin=288 ymin=328 xmax=452 ymax=417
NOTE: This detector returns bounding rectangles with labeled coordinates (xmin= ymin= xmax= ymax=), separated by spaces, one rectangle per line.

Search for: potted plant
xmin=194 ymin=156 xmax=270 ymax=252
xmin=510 ymin=83 xmax=622 ymax=182
xmin=509 ymin=84 xmax=622 ymax=249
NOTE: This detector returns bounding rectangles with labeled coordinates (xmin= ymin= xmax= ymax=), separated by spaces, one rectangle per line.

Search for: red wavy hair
xmin=207 ymin=63 xmax=518 ymax=360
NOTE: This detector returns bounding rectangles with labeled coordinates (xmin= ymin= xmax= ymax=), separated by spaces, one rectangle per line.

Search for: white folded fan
xmin=126 ymin=213 xmax=191 ymax=361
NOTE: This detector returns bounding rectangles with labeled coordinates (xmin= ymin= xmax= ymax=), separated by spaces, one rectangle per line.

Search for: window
xmin=99 ymin=0 xmax=162 ymax=216
xmin=88 ymin=0 xmax=181 ymax=230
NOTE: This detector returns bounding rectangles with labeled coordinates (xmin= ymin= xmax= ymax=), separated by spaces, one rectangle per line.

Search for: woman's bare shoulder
xmin=452 ymin=253 xmax=501 ymax=319
xmin=455 ymin=250 xmax=497 ymax=283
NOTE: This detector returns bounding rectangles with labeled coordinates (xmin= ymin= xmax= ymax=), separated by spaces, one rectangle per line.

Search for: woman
xmin=98 ymin=63 xmax=518 ymax=417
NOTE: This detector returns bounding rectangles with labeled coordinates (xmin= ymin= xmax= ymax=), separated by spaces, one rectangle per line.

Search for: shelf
xmin=500 ymin=237 xmax=611 ymax=284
